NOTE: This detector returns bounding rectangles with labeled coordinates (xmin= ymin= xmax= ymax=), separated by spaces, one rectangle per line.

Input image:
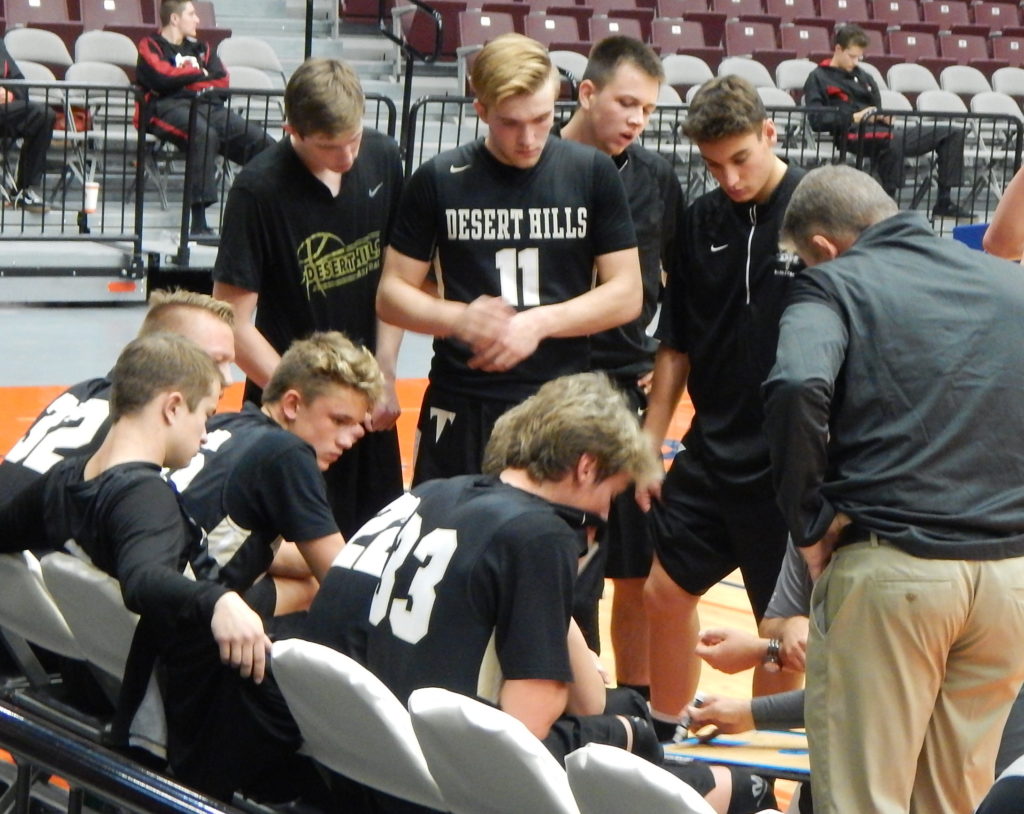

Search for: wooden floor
xmin=0 ymin=377 xmax=796 ymax=808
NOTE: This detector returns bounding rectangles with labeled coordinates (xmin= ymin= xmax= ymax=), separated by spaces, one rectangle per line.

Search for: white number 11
xmin=496 ymin=247 xmax=540 ymax=307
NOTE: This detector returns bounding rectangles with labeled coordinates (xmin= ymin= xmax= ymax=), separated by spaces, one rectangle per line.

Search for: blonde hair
xmin=285 ymin=58 xmax=365 ymax=137
xmin=263 ymin=331 xmax=383 ymax=407
xmin=470 ymin=33 xmax=559 ymax=108
xmin=483 ymin=373 xmax=660 ymax=487
xmin=140 ymin=288 xmax=235 ymax=333
xmin=110 ymin=332 xmax=221 ymax=421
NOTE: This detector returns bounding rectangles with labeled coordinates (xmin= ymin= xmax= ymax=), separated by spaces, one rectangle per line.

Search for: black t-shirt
xmin=212 ymin=132 xmax=403 ymax=402
xmin=591 ymin=142 xmax=683 ymax=379
xmin=303 ymin=475 xmax=579 ymax=705
xmin=169 ymin=404 xmax=339 ymax=592
xmin=0 ymin=457 xmax=225 ymax=633
xmin=0 ymin=376 xmax=113 ymax=505
xmin=656 ymin=165 xmax=805 ymax=493
xmin=388 ymin=136 xmax=637 ymax=402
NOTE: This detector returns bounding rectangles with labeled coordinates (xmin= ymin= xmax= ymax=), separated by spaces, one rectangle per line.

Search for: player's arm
xmin=564 ymin=618 xmax=607 ymax=717
xmin=368 ymin=317 xmax=403 ymax=432
xmin=467 ymin=247 xmax=642 ymax=372
xmin=211 ymin=281 xmax=281 ymax=389
xmin=295 ymin=531 xmax=346 ymax=583
xmin=984 ymin=167 xmax=1024 ymax=260
xmin=635 ymin=345 xmax=690 ymax=510
xmin=377 ymin=248 xmax=513 ymax=349
xmin=500 ymin=678 xmax=570 ymax=739
xmin=268 ymin=541 xmax=313 ymax=579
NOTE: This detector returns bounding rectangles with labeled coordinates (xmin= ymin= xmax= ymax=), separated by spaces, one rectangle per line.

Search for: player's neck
xmin=500 ymin=468 xmax=577 ymax=507
xmin=85 ymin=418 xmax=167 ymax=479
xmin=754 ymin=157 xmax=789 ymax=205
xmin=261 ymin=402 xmax=289 ymax=430
xmin=560 ymin=113 xmax=601 ymax=153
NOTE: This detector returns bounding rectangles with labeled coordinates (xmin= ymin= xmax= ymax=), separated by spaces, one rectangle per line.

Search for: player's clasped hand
xmin=468 ymin=309 xmax=544 ymax=372
xmin=454 ymin=295 xmax=515 ymax=357
xmin=211 ymin=592 xmax=273 ymax=684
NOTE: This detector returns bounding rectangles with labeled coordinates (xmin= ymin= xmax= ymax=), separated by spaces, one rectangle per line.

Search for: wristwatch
xmin=762 ymin=638 xmax=782 ymax=673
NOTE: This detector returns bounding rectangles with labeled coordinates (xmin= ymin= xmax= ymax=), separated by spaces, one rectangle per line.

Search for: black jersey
xmin=0 ymin=376 xmax=113 ymax=504
xmin=591 ymin=142 xmax=682 ymax=379
xmin=303 ymin=475 xmax=579 ymax=705
xmin=389 ymin=137 xmax=637 ymax=402
xmin=656 ymin=165 xmax=805 ymax=494
xmin=169 ymin=404 xmax=338 ymax=593
xmin=0 ymin=457 xmax=225 ymax=631
xmin=213 ymin=132 xmax=403 ymax=403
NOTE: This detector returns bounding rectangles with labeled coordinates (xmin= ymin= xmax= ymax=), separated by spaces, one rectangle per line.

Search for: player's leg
xmin=805 ymin=538 xmax=952 ymax=813
xmin=210 ymin=105 xmax=275 ymax=166
xmin=411 ymin=385 xmax=506 ymax=486
xmin=910 ymin=556 xmax=1024 ymax=814
xmin=725 ymin=494 xmax=794 ymax=697
xmin=645 ymin=451 xmax=734 ymax=730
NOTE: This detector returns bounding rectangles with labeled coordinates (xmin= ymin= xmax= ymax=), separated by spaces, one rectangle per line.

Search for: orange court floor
xmin=0 ymin=379 xmax=796 ymax=808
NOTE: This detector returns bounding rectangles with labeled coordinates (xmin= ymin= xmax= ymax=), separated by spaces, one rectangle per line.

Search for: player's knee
xmin=643 ymin=568 xmax=697 ymax=616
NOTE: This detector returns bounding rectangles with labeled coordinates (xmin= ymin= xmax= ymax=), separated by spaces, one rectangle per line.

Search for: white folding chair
xmin=565 ymin=743 xmax=717 ymax=814
xmin=217 ymin=36 xmax=287 ymax=87
xmin=718 ymin=56 xmax=776 ymax=88
xmin=40 ymin=551 xmax=166 ymax=757
xmin=408 ymin=687 xmax=579 ymax=814
xmin=271 ymin=639 xmax=448 ymax=811
xmin=0 ymin=552 xmax=82 ymax=664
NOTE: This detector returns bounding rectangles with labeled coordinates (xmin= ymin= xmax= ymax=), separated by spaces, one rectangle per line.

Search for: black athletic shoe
xmin=190 ymin=225 xmax=220 ymax=245
xmin=932 ymin=200 xmax=974 ymax=220
xmin=12 ymin=187 xmax=50 ymax=214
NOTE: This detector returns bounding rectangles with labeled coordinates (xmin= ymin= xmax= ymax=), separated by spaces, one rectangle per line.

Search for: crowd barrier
xmin=0 ymin=82 xmax=1018 ymax=264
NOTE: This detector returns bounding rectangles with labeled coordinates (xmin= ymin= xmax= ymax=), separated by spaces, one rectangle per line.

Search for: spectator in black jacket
xmin=803 ymin=24 xmax=971 ymax=220
xmin=137 ymin=0 xmax=274 ymax=236
xmin=0 ymin=39 xmax=55 ymax=213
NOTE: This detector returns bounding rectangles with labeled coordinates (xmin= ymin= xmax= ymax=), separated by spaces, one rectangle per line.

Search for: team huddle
xmin=3 ymin=16 xmax=1024 ymax=814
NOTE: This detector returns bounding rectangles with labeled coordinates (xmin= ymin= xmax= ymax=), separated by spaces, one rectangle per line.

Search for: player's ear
xmin=577 ymin=79 xmax=597 ymax=109
xmin=278 ymin=389 xmax=303 ymax=422
xmin=472 ymin=99 xmax=488 ymax=123
xmin=161 ymin=390 xmax=185 ymax=424
xmin=762 ymin=118 xmax=778 ymax=146
xmin=575 ymin=452 xmax=598 ymax=485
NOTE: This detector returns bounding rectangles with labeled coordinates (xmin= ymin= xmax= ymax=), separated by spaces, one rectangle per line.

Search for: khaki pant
xmin=805 ymin=538 xmax=1024 ymax=813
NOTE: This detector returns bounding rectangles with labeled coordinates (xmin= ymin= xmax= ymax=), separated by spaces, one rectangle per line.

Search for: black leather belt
xmin=837 ymin=523 xmax=874 ymax=547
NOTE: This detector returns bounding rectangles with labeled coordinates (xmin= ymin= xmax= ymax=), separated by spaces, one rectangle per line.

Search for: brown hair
xmin=109 ymin=332 xmax=221 ymax=421
xmin=835 ymin=24 xmax=870 ymax=50
xmin=160 ymin=0 xmax=191 ymax=27
xmin=582 ymin=36 xmax=664 ymax=88
xmin=285 ymin=58 xmax=365 ymax=137
xmin=483 ymin=372 xmax=660 ymax=487
xmin=263 ymin=331 xmax=383 ymax=407
xmin=682 ymin=75 xmax=767 ymax=142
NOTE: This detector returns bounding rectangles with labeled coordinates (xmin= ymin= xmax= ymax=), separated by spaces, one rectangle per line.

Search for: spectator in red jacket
xmin=137 ymin=0 xmax=274 ymax=237
xmin=0 ymin=39 xmax=55 ymax=213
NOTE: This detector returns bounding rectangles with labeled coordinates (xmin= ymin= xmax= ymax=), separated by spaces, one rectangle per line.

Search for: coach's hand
xmin=211 ymin=592 xmax=273 ymax=684
xmin=367 ymin=375 xmax=401 ymax=431
xmin=696 ymin=628 xmax=765 ymax=674
xmin=686 ymin=694 xmax=754 ymax=735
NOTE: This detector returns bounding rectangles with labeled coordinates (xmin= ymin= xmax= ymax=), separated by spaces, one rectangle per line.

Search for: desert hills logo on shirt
xmin=298 ymin=231 xmax=381 ymax=297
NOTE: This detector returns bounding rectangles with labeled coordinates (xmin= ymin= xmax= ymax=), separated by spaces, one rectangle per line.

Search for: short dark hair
xmin=835 ymin=24 xmax=870 ymax=49
xmin=582 ymin=36 xmax=664 ymax=87
xmin=682 ymin=75 xmax=766 ymax=142
xmin=110 ymin=332 xmax=220 ymax=421
xmin=160 ymin=0 xmax=190 ymax=27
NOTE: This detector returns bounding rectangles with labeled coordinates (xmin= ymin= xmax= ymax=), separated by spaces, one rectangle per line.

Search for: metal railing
xmin=0 ymin=702 xmax=240 ymax=814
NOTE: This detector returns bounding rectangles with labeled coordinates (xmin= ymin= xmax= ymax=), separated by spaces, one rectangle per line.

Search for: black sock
xmin=726 ymin=770 xmax=777 ymax=814
xmin=616 ymin=682 xmax=650 ymax=701
xmin=191 ymin=204 xmax=208 ymax=231
xmin=651 ymin=716 xmax=679 ymax=742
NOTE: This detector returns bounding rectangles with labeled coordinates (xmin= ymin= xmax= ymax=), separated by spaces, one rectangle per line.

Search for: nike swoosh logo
xmin=368 ymin=182 xmax=383 ymax=197
xmin=710 ymin=243 xmax=728 ymax=252
xmin=450 ymin=164 xmax=471 ymax=173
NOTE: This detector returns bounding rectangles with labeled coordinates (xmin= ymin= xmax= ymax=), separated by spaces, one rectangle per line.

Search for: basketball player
xmin=376 ymin=33 xmax=642 ymax=486
xmin=213 ymin=57 xmax=405 ymax=539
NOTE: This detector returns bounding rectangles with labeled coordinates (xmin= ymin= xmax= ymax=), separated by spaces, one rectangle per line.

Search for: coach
xmin=763 ymin=164 xmax=1024 ymax=813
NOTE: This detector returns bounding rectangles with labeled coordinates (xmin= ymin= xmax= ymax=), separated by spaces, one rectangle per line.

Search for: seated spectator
xmin=302 ymin=373 xmax=778 ymax=814
xmin=803 ymin=24 xmax=972 ymax=220
xmin=0 ymin=38 xmax=55 ymax=213
xmin=137 ymin=0 xmax=274 ymax=237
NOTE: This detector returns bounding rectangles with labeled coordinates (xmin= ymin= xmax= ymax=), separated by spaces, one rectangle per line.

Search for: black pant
xmin=0 ymin=98 xmax=56 ymax=189
xmin=857 ymin=123 xmax=966 ymax=197
xmin=147 ymin=98 xmax=274 ymax=205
